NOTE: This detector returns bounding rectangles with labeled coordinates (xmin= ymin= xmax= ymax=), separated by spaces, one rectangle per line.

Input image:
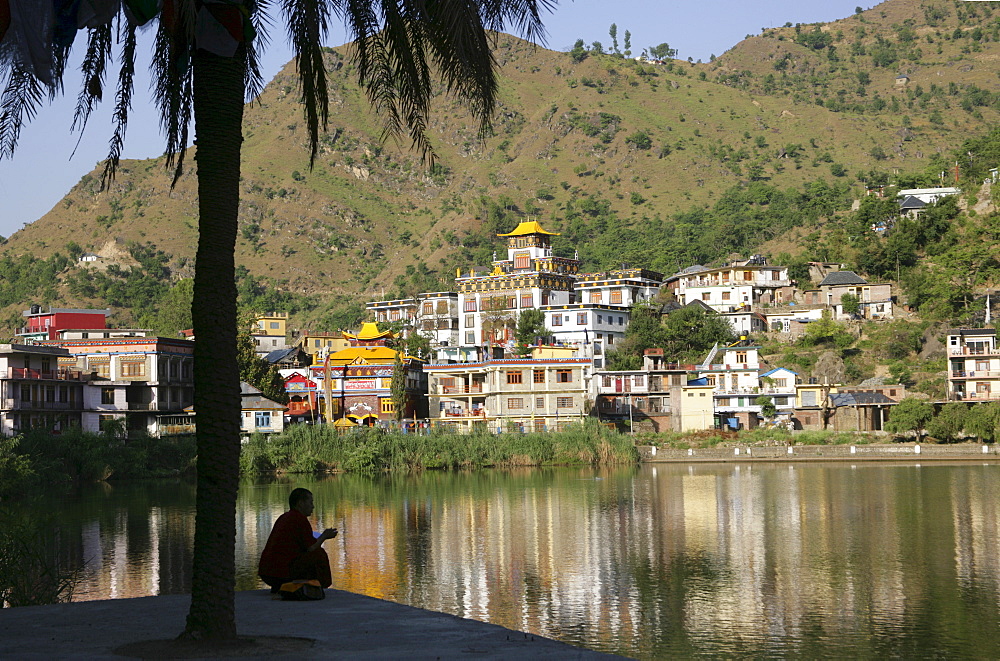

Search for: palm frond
xmin=71 ymin=24 xmax=113 ymax=140
xmin=246 ymin=0 xmax=273 ymax=100
xmin=282 ymin=0 xmax=331 ymax=166
xmin=0 ymin=62 xmax=45 ymax=160
xmin=152 ymin=0 xmax=196 ymax=186
xmin=102 ymin=22 xmax=138 ymax=187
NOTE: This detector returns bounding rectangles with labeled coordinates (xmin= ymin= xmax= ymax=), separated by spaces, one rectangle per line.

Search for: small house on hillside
xmin=240 ymin=382 xmax=286 ymax=437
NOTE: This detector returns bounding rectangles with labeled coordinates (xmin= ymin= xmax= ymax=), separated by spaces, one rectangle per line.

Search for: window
xmin=314 ymin=339 xmax=321 ymax=348
xmin=507 ymin=398 xmax=524 ymax=409
xmin=577 ymin=313 xmax=587 ymax=325
xmin=514 ymin=253 xmax=530 ymax=269
xmin=618 ymin=317 xmax=624 ymax=325
xmin=722 ymin=291 xmax=731 ymax=301
xmin=701 ymin=292 xmax=710 ymax=301
xmin=255 ymin=411 xmax=271 ymax=428
xmin=744 ymin=271 xmax=753 ymax=280
xmin=381 ymin=399 xmax=395 ymax=413
xmin=603 ymin=375 xmax=612 ymax=388
xmin=536 ymin=397 xmax=544 ymax=409
xmin=597 ymin=315 xmax=603 ymax=324
xmin=464 ymin=300 xmax=478 ymax=312
xmin=269 ymin=322 xmax=280 ymax=329
xmin=465 ymin=332 xmax=475 ymax=344
xmin=607 ymin=335 xmax=614 ymax=345
xmin=533 ymin=370 xmax=545 ymax=384
xmin=422 ymin=302 xmax=433 ymax=315
xmin=556 ymin=397 xmax=573 ymax=408
xmin=506 ymin=371 xmax=523 ymax=384
xmin=551 ymin=315 xmax=562 ymax=327
xmin=465 ymin=314 xmax=475 ymax=327
xmin=556 ymin=370 xmax=572 ymax=383
xmin=610 ymin=289 xmax=622 ymax=304
xmin=101 ymin=387 xmax=115 ymax=405
xmin=521 ymin=294 xmax=533 ymax=308
xmin=633 ymin=375 xmax=645 ymax=387
xmin=774 ymin=378 xmax=787 ymax=388
xmin=735 ymin=352 xmax=748 ymax=363
xmin=121 ymin=361 xmax=145 ymax=377
xmin=590 ymin=291 xmax=602 ymax=304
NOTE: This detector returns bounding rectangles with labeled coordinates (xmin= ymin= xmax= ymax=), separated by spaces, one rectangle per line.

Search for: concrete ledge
xmin=640 ymin=443 xmax=1000 ymax=462
xmin=0 ymin=589 xmax=623 ymax=660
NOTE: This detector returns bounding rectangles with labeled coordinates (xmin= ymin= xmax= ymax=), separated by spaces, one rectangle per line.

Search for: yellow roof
xmin=334 ymin=417 xmax=356 ymax=427
xmin=343 ymin=322 xmax=394 ymax=342
xmin=328 ymin=347 xmax=399 ymax=364
xmin=496 ymin=221 xmax=559 ymax=237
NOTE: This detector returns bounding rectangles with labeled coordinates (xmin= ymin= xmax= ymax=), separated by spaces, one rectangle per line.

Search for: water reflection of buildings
xmin=53 ymin=466 xmax=1000 ymax=657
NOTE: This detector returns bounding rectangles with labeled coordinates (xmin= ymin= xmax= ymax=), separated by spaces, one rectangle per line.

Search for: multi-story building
xmin=675 ymin=257 xmax=792 ymax=313
xmin=947 ymin=328 xmax=1000 ymax=401
xmin=694 ymin=341 xmax=764 ymax=430
xmin=801 ymin=271 xmax=893 ymax=320
xmin=297 ymin=332 xmax=351 ymax=361
xmin=252 ymin=312 xmax=289 ymax=357
xmin=594 ymin=349 xmax=691 ymax=432
xmin=16 ymin=305 xmax=110 ymax=343
xmin=0 ymin=344 xmax=87 ymax=435
xmin=425 ymin=357 xmax=591 ymax=433
xmin=40 ymin=336 xmax=195 ymax=436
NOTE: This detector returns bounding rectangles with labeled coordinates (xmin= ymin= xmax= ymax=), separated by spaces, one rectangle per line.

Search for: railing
xmin=440 ymin=385 xmax=484 ymax=394
xmin=682 ymin=278 xmax=791 ymax=288
xmin=128 ymin=402 xmax=156 ymax=411
xmin=7 ymin=367 xmax=85 ymax=381
xmin=703 ymin=364 xmax=760 ymax=371
xmin=442 ymin=410 xmax=485 ymax=418
xmin=951 ymin=370 xmax=1000 ymax=378
xmin=950 ymin=347 xmax=1000 ymax=356
xmin=1 ymin=399 xmax=79 ymax=410
xmin=952 ymin=392 xmax=1000 ymax=401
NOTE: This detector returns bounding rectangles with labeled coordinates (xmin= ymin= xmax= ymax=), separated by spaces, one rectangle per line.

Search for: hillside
xmin=2 ymin=0 xmax=1000 ymax=334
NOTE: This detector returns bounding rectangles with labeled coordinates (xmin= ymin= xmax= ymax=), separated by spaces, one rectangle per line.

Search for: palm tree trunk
xmin=182 ymin=46 xmax=246 ymax=641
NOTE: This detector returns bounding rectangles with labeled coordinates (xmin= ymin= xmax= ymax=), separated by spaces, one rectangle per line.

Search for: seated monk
xmin=259 ymin=487 xmax=338 ymax=591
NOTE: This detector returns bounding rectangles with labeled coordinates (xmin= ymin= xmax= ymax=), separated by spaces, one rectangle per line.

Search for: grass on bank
xmin=239 ymin=419 xmax=640 ymax=474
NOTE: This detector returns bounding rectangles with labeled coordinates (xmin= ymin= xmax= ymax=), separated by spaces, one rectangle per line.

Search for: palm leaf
xmin=71 ymin=23 xmax=114 ymax=152
xmin=152 ymin=2 xmax=195 ymax=185
xmin=0 ymin=62 xmax=45 ymax=160
xmin=282 ymin=0 xmax=331 ymax=166
xmin=102 ymin=22 xmax=138 ymax=187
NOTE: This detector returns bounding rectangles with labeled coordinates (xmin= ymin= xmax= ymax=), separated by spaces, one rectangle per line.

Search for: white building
xmin=675 ymin=257 xmax=792 ymax=313
xmin=896 ymin=187 xmax=960 ymax=204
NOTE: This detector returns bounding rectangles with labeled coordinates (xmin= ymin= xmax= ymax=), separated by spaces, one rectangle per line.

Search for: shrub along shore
xmin=3 ymin=422 xmax=992 ymax=501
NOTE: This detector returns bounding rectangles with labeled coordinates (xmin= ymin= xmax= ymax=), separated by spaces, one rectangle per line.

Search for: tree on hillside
xmin=609 ymin=24 xmax=620 ymax=55
xmin=926 ymin=402 xmax=967 ymax=443
xmin=885 ymin=398 xmax=934 ymax=442
xmin=605 ymin=300 xmax=667 ymax=370
xmin=648 ymin=43 xmax=677 ymax=60
xmin=660 ymin=305 xmax=736 ymax=361
xmin=0 ymin=0 xmax=551 ymax=642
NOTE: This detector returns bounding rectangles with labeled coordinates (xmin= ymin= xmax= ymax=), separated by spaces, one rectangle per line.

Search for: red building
xmin=18 ymin=305 xmax=110 ymax=342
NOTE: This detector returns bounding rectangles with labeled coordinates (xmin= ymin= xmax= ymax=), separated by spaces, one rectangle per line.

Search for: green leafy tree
xmin=927 ymin=402 xmax=967 ymax=443
xmin=757 ymin=395 xmax=777 ymax=420
xmin=570 ymin=39 xmax=589 ymax=63
xmin=648 ymin=43 xmax=677 ymax=60
xmin=885 ymin=398 xmax=935 ymax=441
xmin=390 ymin=350 xmax=406 ymax=422
xmin=609 ymin=24 xmax=620 ymax=55
xmin=625 ymin=131 xmax=652 ymax=150
xmin=661 ymin=306 xmax=737 ymax=360
xmin=965 ymin=402 xmax=1000 ymax=442
xmin=237 ymin=316 xmax=288 ymax=405
xmin=840 ymin=292 xmax=861 ymax=317
xmin=143 ymin=278 xmax=194 ymax=337
xmin=0 ymin=0 xmax=550 ymax=640
xmin=623 ymin=30 xmax=632 ymax=58
xmin=513 ymin=308 xmax=548 ymax=355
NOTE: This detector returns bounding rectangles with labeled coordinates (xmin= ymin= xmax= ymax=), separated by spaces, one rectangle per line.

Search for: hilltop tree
xmin=0 ymin=0 xmax=552 ymax=643
xmin=623 ymin=30 xmax=632 ymax=58
xmin=648 ymin=43 xmax=677 ymax=60
xmin=609 ymin=24 xmax=620 ymax=55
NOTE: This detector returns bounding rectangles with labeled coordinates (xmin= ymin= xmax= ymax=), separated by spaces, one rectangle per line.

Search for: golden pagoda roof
xmin=496 ymin=221 xmax=559 ymax=237
xmin=327 ymin=346 xmax=399 ymax=364
xmin=342 ymin=322 xmax=395 ymax=342
xmin=333 ymin=417 xmax=356 ymax=427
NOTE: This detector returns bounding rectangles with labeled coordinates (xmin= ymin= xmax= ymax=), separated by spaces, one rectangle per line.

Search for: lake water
xmin=36 ymin=462 xmax=1000 ymax=658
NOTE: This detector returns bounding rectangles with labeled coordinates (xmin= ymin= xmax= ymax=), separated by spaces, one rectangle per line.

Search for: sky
xmin=0 ymin=0 xmax=872 ymax=239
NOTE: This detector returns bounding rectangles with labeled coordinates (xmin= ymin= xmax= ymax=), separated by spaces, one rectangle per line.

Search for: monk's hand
xmin=321 ymin=527 xmax=338 ymax=541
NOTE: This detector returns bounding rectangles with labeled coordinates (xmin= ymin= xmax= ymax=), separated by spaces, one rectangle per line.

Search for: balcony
xmin=952 ymin=391 xmax=1000 ymax=401
xmin=439 ymin=385 xmax=484 ymax=394
xmin=7 ymin=367 xmax=85 ymax=381
xmin=950 ymin=347 xmax=1000 ymax=357
xmin=950 ymin=370 xmax=1000 ymax=379
xmin=1 ymin=399 xmax=80 ymax=411
xmin=128 ymin=402 xmax=157 ymax=411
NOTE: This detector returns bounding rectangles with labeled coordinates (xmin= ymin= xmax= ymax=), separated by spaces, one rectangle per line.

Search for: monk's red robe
xmin=258 ymin=509 xmax=332 ymax=588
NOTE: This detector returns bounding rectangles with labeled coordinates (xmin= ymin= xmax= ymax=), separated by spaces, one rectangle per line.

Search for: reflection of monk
xmin=258 ymin=488 xmax=337 ymax=591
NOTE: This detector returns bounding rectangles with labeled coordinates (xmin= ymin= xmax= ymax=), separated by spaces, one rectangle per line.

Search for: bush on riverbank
xmin=240 ymin=419 xmax=640 ymax=474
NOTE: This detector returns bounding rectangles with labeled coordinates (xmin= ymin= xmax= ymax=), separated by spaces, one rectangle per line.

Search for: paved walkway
xmin=0 ymin=589 xmax=625 ymax=659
